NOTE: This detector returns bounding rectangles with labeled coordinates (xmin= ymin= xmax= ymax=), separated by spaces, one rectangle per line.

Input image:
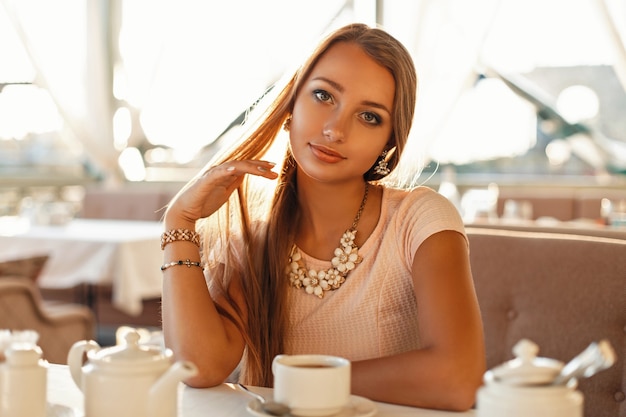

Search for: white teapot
xmin=476 ymin=339 xmax=583 ymax=417
xmin=67 ymin=330 xmax=197 ymax=417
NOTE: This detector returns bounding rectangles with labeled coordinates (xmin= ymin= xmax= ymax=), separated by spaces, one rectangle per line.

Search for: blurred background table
xmin=0 ymin=217 xmax=163 ymax=316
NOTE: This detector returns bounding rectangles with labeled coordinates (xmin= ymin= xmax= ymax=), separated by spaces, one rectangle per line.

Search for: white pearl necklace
xmin=287 ymin=184 xmax=369 ymax=298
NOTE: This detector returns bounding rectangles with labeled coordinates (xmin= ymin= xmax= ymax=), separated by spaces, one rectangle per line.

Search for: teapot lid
xmin=490 ymin=339 xmax=563 ymax=386
xmin=89 ymin=330 xmax=171 ymax=367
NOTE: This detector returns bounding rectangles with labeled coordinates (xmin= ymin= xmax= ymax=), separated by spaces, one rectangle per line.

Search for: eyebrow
xmin=312 ymin=76 xmax=392 ymax=115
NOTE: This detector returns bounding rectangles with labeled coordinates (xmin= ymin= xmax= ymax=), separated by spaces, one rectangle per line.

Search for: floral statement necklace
xmin=287 ymin=184 xmax=369 ymax=298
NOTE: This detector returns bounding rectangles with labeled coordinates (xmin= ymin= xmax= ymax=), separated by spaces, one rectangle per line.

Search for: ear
xmin=283 ymin=115 xmax=292 ymax=131
xmin=384 ymin=137 xmax=396 ymax=151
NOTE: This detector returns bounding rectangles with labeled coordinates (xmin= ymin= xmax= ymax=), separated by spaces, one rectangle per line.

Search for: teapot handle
xmin=67 ymin=340 xmax=100 ymax=391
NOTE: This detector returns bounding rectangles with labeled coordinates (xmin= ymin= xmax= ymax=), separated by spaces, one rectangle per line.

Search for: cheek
xmin=288 ymin=119 xmax=306 ymax=152
xmin=287 ymin=110 xmax=311 ymax=158
xmin=289 ymin=103 xmax=320 ymax=142
xmin=360 ymin=147 xmax=384 ymax=168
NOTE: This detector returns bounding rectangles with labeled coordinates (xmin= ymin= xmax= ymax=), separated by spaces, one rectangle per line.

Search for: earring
xmin=374 ymin=149 xmax=390 ymax=175
xmin=283 ymin=116 xmax=292 ymax=131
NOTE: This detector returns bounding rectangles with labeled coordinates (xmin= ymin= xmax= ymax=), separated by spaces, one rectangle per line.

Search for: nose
xmin=322 ymin=110 xmax=349 ymax=142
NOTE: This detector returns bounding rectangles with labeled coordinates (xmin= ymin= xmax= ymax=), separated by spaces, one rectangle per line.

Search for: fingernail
xmin=226 ymin=166 xmax=235 ymax=171
xmin=257 ymin=166 xmax=268 ymax=172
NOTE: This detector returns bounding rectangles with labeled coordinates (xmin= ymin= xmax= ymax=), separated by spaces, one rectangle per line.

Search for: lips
xmin=309 ymin=143 xmax=346 ymax=163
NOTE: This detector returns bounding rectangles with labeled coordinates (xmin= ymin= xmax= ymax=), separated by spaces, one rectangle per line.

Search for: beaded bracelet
xmin=160 ymin=259 xmax=203 ymax=271
xmin=161 ymin=228 xmax=201 ymax=250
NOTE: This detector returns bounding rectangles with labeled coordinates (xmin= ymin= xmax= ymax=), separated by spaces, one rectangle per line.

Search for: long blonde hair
xmin=199 ymin=23 xmax=418 ymax=386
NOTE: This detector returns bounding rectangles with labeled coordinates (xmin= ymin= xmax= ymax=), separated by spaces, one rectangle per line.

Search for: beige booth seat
xmin=495 ymin=188 xmax=626 ymax=222
xmin=466 ymin=227 xmax=626 ymax=417
xmin=467 ymin=220 xmax=626 ymax=240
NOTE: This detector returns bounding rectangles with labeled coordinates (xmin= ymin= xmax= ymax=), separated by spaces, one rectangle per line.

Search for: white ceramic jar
xmin=0 ymin=345 xmax=48 ymax=417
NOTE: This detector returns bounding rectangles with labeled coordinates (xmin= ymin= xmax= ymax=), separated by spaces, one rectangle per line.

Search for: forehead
xmin=307 ymin=42 xmax=395 ymax=110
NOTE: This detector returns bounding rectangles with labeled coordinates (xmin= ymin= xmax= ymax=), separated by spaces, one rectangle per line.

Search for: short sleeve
xmin=392 ymin=186 xmax=467 ymax=269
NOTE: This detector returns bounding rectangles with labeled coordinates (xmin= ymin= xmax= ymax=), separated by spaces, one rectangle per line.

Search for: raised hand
xmin=164 ymin=160 xmax=278 ymax=227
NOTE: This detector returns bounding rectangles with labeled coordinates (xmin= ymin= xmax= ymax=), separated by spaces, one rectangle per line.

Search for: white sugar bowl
xmin=476 ymin=339 xmax=583 ymax=417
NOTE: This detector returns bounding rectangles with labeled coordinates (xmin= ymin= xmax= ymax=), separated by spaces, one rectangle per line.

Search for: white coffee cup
xmin=272 ymin=354 xmax=351 ymax=416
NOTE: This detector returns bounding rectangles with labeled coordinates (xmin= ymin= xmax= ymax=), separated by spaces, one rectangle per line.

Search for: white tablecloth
xmin=46 ymin=364 xmax=475 ymax=417
xmin=0 ymin=218 xmax=163 ymax=315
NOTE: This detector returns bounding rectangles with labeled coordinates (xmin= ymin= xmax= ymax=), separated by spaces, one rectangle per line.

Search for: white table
xmin=0 ymin=217 xmax=163 ymax=316
xmin=46 ymin=364 xmax=475 ymax=417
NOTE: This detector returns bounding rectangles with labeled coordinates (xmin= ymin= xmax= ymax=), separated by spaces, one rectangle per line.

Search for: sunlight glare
xmin=429 ymin=79 xmax=537 ymax=164
xmin=556 ymin=85 xmax=600 ymax=124
xmin=118 ymin=147 xmax=146 ymax=181
xmin=113 ymin=106 xmax=132 ymax=150
xmin=0 ymin=85 xmax=62 ymax=140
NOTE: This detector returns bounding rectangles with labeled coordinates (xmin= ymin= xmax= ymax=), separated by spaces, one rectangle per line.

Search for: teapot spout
xmin=148 ymin=361 xmax=198 ymax=417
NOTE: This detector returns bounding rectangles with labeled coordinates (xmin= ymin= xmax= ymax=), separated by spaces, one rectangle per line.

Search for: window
xmin=1 ymin=0 xmax=625 ymax=191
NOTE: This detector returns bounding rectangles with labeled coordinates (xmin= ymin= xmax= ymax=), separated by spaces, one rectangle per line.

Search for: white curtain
xmin=0 ymin=0 xmax=122 ymax=183
xmin=596 ymin=0 xmax=626 ymax=91
xmin=1 ymin=0 xmax=351 ymax=182
xmin=3 ymin=0 xmax=625 ymax=181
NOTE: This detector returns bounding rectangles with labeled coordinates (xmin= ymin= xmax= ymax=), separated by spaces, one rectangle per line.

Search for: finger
xmin=224 ymin=160 xmax=278 ymax=180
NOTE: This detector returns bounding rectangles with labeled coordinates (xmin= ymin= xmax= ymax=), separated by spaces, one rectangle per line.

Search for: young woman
xmin=161 ymin=23 xmax=485 ymax=411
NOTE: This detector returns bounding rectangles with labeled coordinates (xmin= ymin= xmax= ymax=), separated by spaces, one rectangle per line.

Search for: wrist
xmin=163 ymin=211 xmax=197 ymax=231
xmin=163 ymin=220 xmax=197 ymax=232
xmin=161 ymin=228 xmax=201 ymax=251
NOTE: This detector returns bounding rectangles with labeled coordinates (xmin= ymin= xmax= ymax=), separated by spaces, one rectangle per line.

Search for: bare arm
xmin=161 ymin=160 xmax=277 ymax=387
xmin=351 ymin=230 xmax=485 ymax=411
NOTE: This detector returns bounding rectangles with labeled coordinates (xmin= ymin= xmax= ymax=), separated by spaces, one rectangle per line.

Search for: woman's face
xmin=289 ymin=41 xmax=395 ymax=185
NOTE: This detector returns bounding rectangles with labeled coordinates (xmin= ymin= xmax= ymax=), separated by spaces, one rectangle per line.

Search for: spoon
xmin=236 ymin=383 xmax=292 ymax=416
xmin=552 ymin=339 xmax=616 ymax=385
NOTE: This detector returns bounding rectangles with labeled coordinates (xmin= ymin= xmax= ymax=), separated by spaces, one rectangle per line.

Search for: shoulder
xmin=380 ymin=185 xmax=467 ymax=257
xmin=384 ymin=185 xmax=459 ymax=217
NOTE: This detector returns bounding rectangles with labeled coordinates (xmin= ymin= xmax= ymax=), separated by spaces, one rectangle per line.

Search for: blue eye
xmin=313 ymin=89 xmax=332 ymax=103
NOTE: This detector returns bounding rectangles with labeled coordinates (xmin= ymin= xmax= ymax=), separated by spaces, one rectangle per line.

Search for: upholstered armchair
xmin=0 ymin=277 xmax=95 ymax=364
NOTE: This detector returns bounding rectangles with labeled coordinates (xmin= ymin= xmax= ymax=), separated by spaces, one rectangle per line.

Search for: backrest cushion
xmin=0 ymin=255 xmax=49 ymax=282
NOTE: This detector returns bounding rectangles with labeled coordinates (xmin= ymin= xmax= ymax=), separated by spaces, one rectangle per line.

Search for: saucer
xmin=247 ymin=395 xmax=377 ymax=417
xmin=47 ymin=403 xmax=81 ymax=417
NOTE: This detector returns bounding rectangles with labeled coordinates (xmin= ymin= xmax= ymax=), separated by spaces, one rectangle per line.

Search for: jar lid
xmin=89 ymin=330 xmax=171 ymax=367
xmin=490 ymin=339 xmax=563 ymax=386
xmin=5 ymin=344 xmax=43 ymax=366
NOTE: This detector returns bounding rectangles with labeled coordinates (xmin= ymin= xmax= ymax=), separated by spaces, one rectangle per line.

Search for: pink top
xmin=284 ymin=186 xmax=467 ymax=360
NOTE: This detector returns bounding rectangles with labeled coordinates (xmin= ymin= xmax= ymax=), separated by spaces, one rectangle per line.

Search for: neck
xmin=295 ymin=178 xmax=369 ymax=256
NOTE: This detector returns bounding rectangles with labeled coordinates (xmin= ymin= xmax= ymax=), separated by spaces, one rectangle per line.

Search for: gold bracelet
xmin=160 ymin=259 xmax=203 ymax=271
xmin=161 ymin=228 xmax=201 ymax=250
